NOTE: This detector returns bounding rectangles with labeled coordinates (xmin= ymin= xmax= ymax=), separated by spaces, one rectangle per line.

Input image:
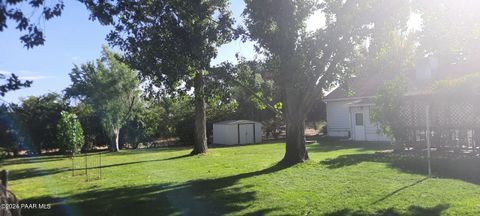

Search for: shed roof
xmin=345 ymin=98 xmax=374 ymax=107
xmin=214 ymin=120 xmax=261 ymax=125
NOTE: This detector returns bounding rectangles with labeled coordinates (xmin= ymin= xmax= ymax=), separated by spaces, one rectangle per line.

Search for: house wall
xmin=350 ymin=106 xmax=389 ymax=142
xmin=326 ymin=100 xmax=351 ymax=137
xmin=365 ymin=107 xmax=389 ymax=141
xmin=326 ymin=99 xmax=389 ymax=141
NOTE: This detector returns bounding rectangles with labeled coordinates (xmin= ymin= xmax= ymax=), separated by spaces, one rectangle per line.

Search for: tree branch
xmin=231 ymin=78 xmax=282 ymax=116
xmin=120 ymin=95 xmax=137 ymax=125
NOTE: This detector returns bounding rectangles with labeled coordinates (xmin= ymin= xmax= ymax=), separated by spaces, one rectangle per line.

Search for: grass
xmin=2 ymin=140 xmax=480 ymax=215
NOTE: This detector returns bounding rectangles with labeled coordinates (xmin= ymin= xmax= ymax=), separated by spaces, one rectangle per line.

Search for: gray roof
xmin=325 ymin=75 xmax=433 ymax=100
xmin=325 ymin=75 xmax=389 ymax=100
xmin=214 ymin=120 xmax=261 ymax=125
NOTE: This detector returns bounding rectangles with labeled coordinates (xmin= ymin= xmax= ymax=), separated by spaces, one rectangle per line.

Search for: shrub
xmin=371 ymin=76 xmax=408 ymax=149
xmin=0 ymin=106 xmax=20 ymax=156
xmin=57 ymin=111 xmax=84 ymax=155
xmin=321 ymin=125 xmax=328 ymax=135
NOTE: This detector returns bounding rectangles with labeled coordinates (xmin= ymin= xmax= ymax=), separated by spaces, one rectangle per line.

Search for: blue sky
xmin=0 ymin=1 xmax=419 ymax=104
xmin=0 ymin=1 xmax=257 ymax=103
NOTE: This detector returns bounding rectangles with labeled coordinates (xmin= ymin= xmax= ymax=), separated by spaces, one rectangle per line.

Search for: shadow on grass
xmin=20 ymin=163 xmax=290 ymax=216
xmin=93 ymin=154 xmax=192 ymax=170
xmin=210 ymin=142 xmax=279 ymax=149
xmin=325 ymin=204 xmax=449 ymax=216
xmin=371 ymin=177 xmax=428 ymax=205
xmin=20 ymin=183 xmax=178 ymax=216
xmin=308 ymin=138 xmax=391 ymax=153
xmin=1 ymin=147 xmax=190 ymax=165
xmin=190 ymin=162 xmax=292 ymax=192
xmin=111 ymin=146 xmax=191 ymax=155
xmin=321 ymin=151 xmax=480 ymax=185
xmin=7 ymin=154 xmax=192 ymax=181
xmin=8 ymin=167 xmax=69 ymax=181
xmin=0 ymin=156 xmax=66 ymax=166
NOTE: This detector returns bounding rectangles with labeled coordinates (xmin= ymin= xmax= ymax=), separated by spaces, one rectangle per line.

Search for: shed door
xmin=239 ymin=124 xmax=254 ymax=144
xmin=353 ymin=112 xmax=366 ymax=141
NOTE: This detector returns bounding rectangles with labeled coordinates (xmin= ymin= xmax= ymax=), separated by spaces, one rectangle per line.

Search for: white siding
xmin=212 ymin=124 xmax=224 ymax=144
xmin=239 ymin=124 xmax=254 ymax=144
xmin=254 ymin=123 xmax=262 ymax=144
xmin=364 ymin=107 xmax=389 ymax=141
xmin=326 ymin=100 xmax=389 ymax=141
xmin=326 ymin=101 xmax=351 ymax=137
xmin=213 ymin=122 xmax=263 ymax=145
xmin=350 ymin=106 xmax=389 ymax=142
xmin=213 ymin=124 xmax=238 ymax=145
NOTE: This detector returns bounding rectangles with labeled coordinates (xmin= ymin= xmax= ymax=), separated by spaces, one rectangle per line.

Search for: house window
xmin=355 ymin=113 xmax=364 ymax=126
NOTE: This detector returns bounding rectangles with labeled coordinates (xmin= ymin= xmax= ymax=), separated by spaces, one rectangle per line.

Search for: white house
xmin=213 ymin=120 xmax=262 ymax=145
xmin=324 ymin=76 xmax=390 ymax=141
xmin=324 ymin=57 xmax=440 ymax=141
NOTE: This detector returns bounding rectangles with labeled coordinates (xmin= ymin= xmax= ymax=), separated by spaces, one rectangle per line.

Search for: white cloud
xmin=19 ymin=75 xmax=53 ymax=81
xmin=0 ymin=69 xmax=54 ymax=80
xmin=72 ymin=56 xmax=86 ymax=63
xmin=0 ymin=70 xmax=12 ymax=75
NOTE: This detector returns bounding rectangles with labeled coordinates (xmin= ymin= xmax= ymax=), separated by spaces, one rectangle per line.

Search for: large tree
xmin=12 ymin=93 xmax=67 ymax=154
xmin=414 ymin=0 xmax=480 ymax=77
xmin=0 ymin=104 xmax=21 ymax=155
xmin=66 ymin=47 xmax=142 ymax=152
xmin=57 ymin=111 xmax=84 ymax=155
xmin=0 ymin=0 xmax=64 ymax=48
xmin=1 ymin=0 xmax=65 ymax=99
xmin=81 ymin=0 xmax=235 ymax=154
xmin=0 ymin=73 xmax=32 ymax=97
xmin=243 ymin=0 xmax=410 ymax=164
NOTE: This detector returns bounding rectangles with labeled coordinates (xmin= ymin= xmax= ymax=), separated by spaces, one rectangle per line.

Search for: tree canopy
xmin=0 ymin=73 xmax=32 ymax=97
xmin=0 ymin=0 xmax=66 ymax=99
xmin=0 ymin=0 xmax=64 ymax=48
xmin=414 ymin=0 xmax=480 ymax=76
xmin=66 ymin=47 xmax=142 ymax=151
xmin=81 ymin=0 xmax=236 ymax=94
xmin=57 ymin=111 xmax=84 ymax=155
xmin=12 ymin=92 xmax=67 ymax=154
xmin=243 ymin=0 xmax=410 ymax=164
xmin=81 ymin=0 xmax=236 ymax=154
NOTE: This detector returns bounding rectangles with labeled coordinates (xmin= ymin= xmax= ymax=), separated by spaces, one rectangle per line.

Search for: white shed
xmin=213 ymin=120 xmax=262 ymax=145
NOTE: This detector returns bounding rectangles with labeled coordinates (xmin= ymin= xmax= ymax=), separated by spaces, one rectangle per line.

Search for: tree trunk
xmin=281 ymin=81 xmax=310 ymax=164
xmin=191 ymin=71 xmax=208 ymax=155
xmin=281 ymin=112 xmax=309 ymax=164
xmin=111 ymin=128 xmax=120 ymax=152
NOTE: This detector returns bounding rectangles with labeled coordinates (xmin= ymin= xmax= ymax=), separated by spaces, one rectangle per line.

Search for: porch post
xmin=426 ymin=104 xmax=432 ymax=177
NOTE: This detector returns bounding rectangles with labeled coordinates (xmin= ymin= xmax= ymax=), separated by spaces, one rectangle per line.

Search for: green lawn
xmin=2 ymin=141 xmax=480 ymax=216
